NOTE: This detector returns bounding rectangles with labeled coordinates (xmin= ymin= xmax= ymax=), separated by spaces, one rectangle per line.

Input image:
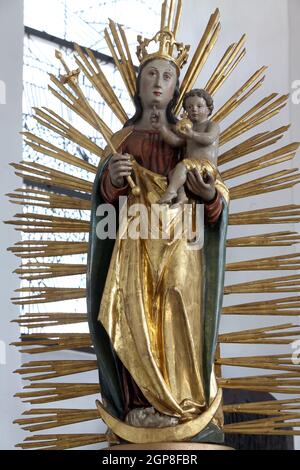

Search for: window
xmin=21 ymin=0 xmax=161 ymax=335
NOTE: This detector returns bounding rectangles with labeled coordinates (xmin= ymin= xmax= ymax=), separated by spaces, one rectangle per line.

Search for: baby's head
xmin=183 ymin=89 xmax=214 ymax=123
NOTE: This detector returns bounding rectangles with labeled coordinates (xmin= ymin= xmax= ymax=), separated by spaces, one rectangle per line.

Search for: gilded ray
xmin=223 ymin=398 xmax=300 ymax=415
xmin=219 ymin=323 xmax=300 ymax=344
xmin=7 ymin=188 xmax=91 ymax=211
xmin=220 ymin=94 xmax=289 ymax=146
xmin=225 ymin=274 xmax=300 ymax=294
xmin=23 ymin=132 xmax=97 ymax=174
xmin=14 ymin=262 xmax=87 ymax=281
xmin=176 ymin=8 xmax=221 ymax=113
xmin=160 ymin=0 xmax=167 ymax=30
xmin=7 ymin=240 xmax=88 ymax=259
xmin=14 ymin=360 xmax=96 ymax=381
xmin=223 ymin=296 xmax=300 ymax=316
xmin=15 ymin=382 xmax=100 ymax=404
xmin=33 ymin=107 xmax=104 ymax=158
xmin=229 ymin=205 xmax=300 ymax=225
xmin=229 ymin=168 xmax=300 ymax=200
xmin=11 ymin=333 xmax=92 ymax=354
xmin=74 ymin=43 xmax=128 ymax=124
xmin=218 ymin=125 xmax=290 ymax=166
xmin=11 ymin=287 xmax=86 ymax=305
xmin=14 ymin=408 xmax=99 ymax=432
xmin=219 ymin=373 xmax=300 ymax=394
xmin=12 ymin=313 xmax=87 ymax=329
xmin=227 ymin=232 xmax=300 ymax=247
xmin=10 ymin=161 xmax=93 ymax=194
xmin=52 ymin=50 xmax=113 ymax=139
xmin=172 ymin=0 xmax=182 ymax=37
xmin=16 ymin=433 xmax=107 ymax=450
xmin=212 ymin=67 xmax=267 ymax=123
xmin=104 ymin=19 xmax=136 ymax=99
xmin=217 ymin=354 xmax=300 ymax=373
xmin=5 ymin=213 xmax=90 ymax=234
xmin=205 ymin=34 xmax=246 ymax=96
xmin=224 ymin=414 xmax=300 ymax=436
xmin=226 ymin=253 xmax=300 ymax=271
xmin=166 ymin=0 xmax=175 ymax=31
xmin=221 ymin=143 xmax=299 ymax=181
xmin=49 ymin=77 xmax=112 ymax=140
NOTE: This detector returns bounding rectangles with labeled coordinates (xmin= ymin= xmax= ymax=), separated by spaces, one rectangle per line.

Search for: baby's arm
xmin=191 ymin=121 xmax=220 ymax=146
xmin=160 ymin=125 xmax=185 ymax=148
xmin=151 ymin=105 xmax=185 ymax=148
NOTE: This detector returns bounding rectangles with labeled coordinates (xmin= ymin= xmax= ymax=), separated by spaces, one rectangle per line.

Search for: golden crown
xmin=136 ymin=0 xmax=190 ymax=71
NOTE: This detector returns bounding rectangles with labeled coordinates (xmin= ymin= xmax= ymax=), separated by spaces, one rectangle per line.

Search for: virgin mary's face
xmin=139 ymin=59 xmax=178 ymax=110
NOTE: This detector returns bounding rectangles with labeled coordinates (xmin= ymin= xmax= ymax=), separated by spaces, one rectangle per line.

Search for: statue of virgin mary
xmin=87 ymin=20 xmax=229 ymax=445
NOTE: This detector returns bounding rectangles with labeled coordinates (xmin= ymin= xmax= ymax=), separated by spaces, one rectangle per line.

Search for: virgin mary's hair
xmin=183 ymin=89 xmax=214 ymax=116
xmin=124 ymin=60 xmax=180 ymax=127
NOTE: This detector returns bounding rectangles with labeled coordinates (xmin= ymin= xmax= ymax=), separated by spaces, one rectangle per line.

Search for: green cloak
xmin=87 ymin=150 xmax=229 ymax=442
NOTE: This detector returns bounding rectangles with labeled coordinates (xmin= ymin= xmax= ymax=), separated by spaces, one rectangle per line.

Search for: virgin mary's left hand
xmin=186 ymin=169 xmax=216 ymax=203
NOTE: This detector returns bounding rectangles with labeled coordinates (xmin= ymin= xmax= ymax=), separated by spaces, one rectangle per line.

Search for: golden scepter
xmin=100 ymin=138 xmax=141 ymax=197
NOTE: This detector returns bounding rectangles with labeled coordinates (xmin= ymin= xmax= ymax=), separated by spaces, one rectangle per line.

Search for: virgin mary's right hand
xmin=108 ymin=153 xmax=133 ymax=188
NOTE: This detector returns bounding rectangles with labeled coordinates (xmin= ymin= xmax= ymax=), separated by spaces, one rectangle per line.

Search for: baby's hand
xmin=177 ymin=124 xmax=193 ymax=139
xmin=151 ymin=105 xmax=161 ymax=130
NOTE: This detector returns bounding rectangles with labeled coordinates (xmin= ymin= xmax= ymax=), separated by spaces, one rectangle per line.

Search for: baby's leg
xmin=171 ymin=185 xmax=188 ymax=207
xmin=158 ymin=162 xmax=188 ymax=204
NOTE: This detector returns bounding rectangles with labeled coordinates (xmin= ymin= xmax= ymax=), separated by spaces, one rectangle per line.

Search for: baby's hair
xmin=183 ymin=89 xmax=214 ymax=116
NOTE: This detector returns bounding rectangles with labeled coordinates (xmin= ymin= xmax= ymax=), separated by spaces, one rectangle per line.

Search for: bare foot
xmin=171 ymin=194 xmax=189 ymax=208
xmin=125 ymin=407 xmax=179 ymax=428
xmin=171 ymin=187 xmax=188 ymax=208
xmin=158 ymin=189 xmax=178 ymax=205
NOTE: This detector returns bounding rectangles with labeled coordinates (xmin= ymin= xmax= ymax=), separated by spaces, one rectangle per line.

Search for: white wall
xmin=0 ymin=0 xmax=26 ymax=450
xmin=288 ymin=0 xmax=300 ymax=451
xmin=180 ymin=0 xmax=300 ymax=449
xmin=289 ymin=0 xmax=300 ymax=201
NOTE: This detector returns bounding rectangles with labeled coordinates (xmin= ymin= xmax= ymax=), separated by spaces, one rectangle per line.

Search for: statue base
xmin=106 ymin=443 xmax=233 ymax=450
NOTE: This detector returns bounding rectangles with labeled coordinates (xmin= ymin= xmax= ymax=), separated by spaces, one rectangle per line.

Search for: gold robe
xmin=98 ymin=161 xmax=208 ymax=421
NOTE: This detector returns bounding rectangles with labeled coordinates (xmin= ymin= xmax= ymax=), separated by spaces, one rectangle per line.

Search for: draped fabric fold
xmin=99 ymin=162 xmax=206 ymax=419
xmin=87 ymin=127 xmax=229 ymax=442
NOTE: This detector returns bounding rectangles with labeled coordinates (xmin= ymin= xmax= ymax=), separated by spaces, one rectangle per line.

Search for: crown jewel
xmin=136 ymin=0 xmax=190 ymax=71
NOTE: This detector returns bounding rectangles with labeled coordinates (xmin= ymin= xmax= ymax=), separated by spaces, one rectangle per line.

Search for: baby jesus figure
xmin=152 ymin=88 xmax=220 ymax=205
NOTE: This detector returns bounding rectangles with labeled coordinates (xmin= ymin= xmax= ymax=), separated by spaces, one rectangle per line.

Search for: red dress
xmin=101 ymin=129 xmax=222 ymax=225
